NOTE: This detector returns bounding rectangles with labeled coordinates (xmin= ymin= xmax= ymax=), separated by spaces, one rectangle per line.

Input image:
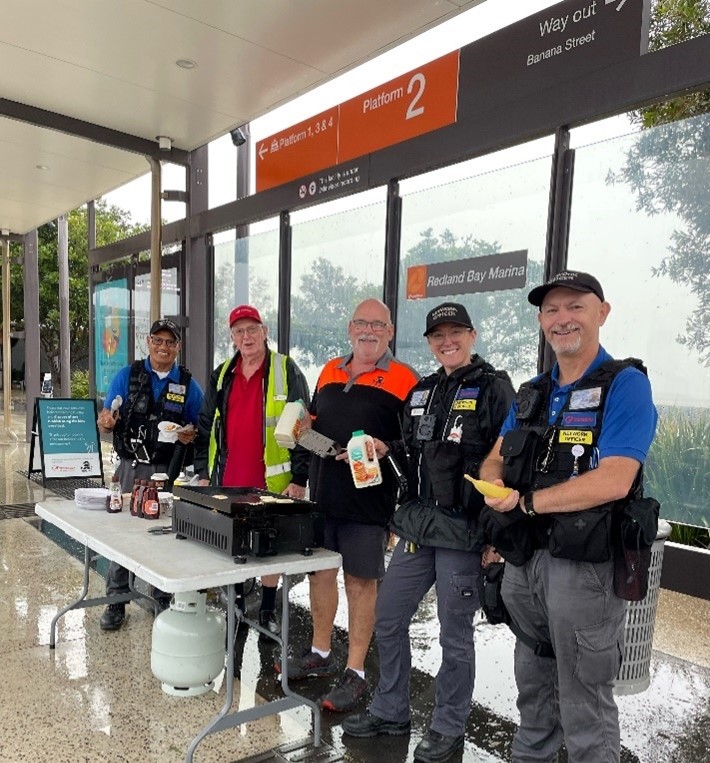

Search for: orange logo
xmin=406 ymin=265 xmax=427 ymax=300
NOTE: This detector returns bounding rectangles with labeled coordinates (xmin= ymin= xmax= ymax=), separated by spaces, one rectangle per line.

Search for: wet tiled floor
xmin=1 ymin=409 xmax=708 ymax=762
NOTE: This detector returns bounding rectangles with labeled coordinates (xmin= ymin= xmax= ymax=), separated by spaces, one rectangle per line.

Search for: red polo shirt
xmin=222 ymin=356 xmax=267 ymax=489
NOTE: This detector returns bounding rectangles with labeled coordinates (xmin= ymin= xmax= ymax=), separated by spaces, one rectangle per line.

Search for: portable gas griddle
xmin=172 ymin=485 xmax=324 ymax=563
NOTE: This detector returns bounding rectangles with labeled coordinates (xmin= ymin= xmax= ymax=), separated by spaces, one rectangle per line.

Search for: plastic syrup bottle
xmin=347 ymin=430 xmax=382 ymax=489
xmin=142 ymin=481 xmax=160 ymax=520
xmin=133 ymin=480 xmax=147 ymax=518
xmin=108 ymin=473 xmax=123 ymax=513
xmin=130 ymin=478 xmax=141 ymax=517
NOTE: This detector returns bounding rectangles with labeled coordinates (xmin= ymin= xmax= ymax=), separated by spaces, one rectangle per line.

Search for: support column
xmin=0 ymin=235 xmax=16 ymax=442
xmin=57 ymin=215 xmax=71 ymax=397
xmin=147 ymin=157 xmax=162 ymax=324
xmin=184 ymin=145 xmax=211 ymax=388
xmin=23 ymin=229 xmax=40 ymax=440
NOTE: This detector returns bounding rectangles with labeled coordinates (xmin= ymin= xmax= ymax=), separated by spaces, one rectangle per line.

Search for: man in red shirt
xmin=194 ymin=305 xmax=310 ymax=636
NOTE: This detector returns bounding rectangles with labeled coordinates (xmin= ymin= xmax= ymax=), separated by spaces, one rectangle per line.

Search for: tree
xmin=290 ymin=257 xmax=379 ymax=366
xmin=633 ymin=0 xmax=710 ymax=128
xmin=4 ymin=200 xmax=147 ymax=382
xmin=614 ymin=0 xmax=710 ymax=365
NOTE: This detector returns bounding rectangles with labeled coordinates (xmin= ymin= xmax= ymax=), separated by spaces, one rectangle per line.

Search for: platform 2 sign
xmin=29 ymin=398 xmax=104 ymax=483
xmin=256 ymin=51 xmax=459 ymax=193
xmin=256 ymin=0 xmax=647 ymax=195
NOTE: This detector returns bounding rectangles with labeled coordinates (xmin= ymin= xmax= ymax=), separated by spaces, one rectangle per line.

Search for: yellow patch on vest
xmin=452 ymin=399 xmax=477 ymax=411
xmin=559 ymin=429 xmax=593 ymax=445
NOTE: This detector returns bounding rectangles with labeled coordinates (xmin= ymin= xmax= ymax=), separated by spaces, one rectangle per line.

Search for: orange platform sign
xmin=339 ymin=51 xmax=459 ymax=164
xmin=256 ymin=107 xmax=339 ymax=193
xmin=256 ymin=51 xmax=460 ymax=193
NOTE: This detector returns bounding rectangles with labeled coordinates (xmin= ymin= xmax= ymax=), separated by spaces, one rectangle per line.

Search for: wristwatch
xmin=522 ymin=492 xmax=537 ymax=517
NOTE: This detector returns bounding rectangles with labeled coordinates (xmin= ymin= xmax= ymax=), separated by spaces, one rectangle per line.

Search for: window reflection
xmin=569 ymin=111 xmax=710 ymax=528
xmin=289 ymin=196 xmax=387 ymax=391
xmin=398 ymin=153 xmax=552 ymax=387
xmin=212 ymin=226 xmax=279 ymax=368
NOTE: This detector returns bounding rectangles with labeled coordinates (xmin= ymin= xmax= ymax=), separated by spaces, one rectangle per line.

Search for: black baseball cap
xmin=527 ymin=271 xmax=605 ymax=308
xmin=423 ymin=302 xmax=474 ymax=336
xmin=149 ymin=319 xmax=181 ymax=341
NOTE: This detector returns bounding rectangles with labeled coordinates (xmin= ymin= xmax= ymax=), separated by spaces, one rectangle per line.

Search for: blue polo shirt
xmin=499 ymin=346 xmax=657 ymax=464
xmin=103 ymin=358 xmax=204 ymax=425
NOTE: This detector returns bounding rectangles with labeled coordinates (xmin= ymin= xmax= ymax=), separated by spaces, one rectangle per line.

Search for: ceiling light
xmin=36 ymin=164 xmax=50 ymax=171
xmin=175 ymin=58 xmax=197 ymax=69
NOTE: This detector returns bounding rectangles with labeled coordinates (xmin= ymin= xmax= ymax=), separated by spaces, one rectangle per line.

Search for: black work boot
xmin=258 ymin=610 xmax=280 ymax=641
xmin=100 ymin=602 xmax=126 ymax=631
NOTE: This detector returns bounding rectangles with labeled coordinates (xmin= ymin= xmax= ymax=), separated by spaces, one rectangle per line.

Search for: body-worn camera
xmin=416 ymin=413 xmax=437 ymax=442
xmin=515 ymin=387 xmax=543 ymax=422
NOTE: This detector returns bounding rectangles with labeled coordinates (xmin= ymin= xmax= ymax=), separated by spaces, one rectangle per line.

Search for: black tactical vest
xmin=113 ymin=360 xmax=192 ymax=463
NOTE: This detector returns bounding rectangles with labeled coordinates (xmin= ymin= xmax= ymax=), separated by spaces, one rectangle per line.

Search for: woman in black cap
xmin=343 ymin=302 xmax=514 ymax=763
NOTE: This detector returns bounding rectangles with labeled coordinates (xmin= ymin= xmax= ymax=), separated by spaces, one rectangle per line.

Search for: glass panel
xmin=398 ymin=148 xmax=553 ymax=388
xmin=212 ymin=224 xmax=280 ymax=369
xmin=93 ymin=279 xmax=130 ymax=403
xmin=290 ymin=192 xmax=387 ymax=392
xmin=568 ymin=111 xmax=710 ymax=528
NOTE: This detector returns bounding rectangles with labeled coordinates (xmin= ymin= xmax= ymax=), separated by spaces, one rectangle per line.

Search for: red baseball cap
xmin=229 ymin=305 xmax=262 ymax=327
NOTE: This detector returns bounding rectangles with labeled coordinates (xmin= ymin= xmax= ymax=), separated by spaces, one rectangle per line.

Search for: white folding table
xmin=35 ymin=497 xmax=341 ymax=763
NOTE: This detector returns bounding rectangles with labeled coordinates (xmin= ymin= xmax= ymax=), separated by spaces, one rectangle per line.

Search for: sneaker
xmin=342 ymin=710 xmax=411 ymax=737
xmin=274 ymin=648 xmax=337 ymax=680
xmin=258 ymin=610 xmax=280 ymax=641
xmin=100 ymin=602 xmax=125 ymax=631
xmin=320 ymin=669 xmax=367 ymax=712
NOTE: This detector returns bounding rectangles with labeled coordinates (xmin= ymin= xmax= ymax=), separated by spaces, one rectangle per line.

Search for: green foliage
xmin=669 ymin=521 xmax=710 ymax=548
xmin=3 ymin=200 xmax=147 ymax=383
xmin=644 ymin=407 xmax=710 ymax=528
xmin=71 ymin=369 xmax=90 ymax=399
xmin=635 ymin=0 xmax=710 ymax=128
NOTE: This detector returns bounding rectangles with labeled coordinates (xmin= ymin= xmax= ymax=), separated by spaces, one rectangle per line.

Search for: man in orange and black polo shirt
xmin=279 ymin=298 xmax=418 ymax=713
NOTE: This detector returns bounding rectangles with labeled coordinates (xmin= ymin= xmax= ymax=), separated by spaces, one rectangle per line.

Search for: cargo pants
xmin=502 ymin=549 xmax=627 ymax=763
xmin=369 ymin=541 xmax=481 ymax=737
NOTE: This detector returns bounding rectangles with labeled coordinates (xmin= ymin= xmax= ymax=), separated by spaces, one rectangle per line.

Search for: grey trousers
xmin=369 ymin=541 xmax=481 ymax=737
xmin=502 ymin=550 xmax=627 ymax=763
xmin=106 ymin=460 xmax=169 ymax=597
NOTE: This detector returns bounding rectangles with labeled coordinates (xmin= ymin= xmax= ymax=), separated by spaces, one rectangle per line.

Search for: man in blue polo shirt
xmin=479 ymin=271 xmax=657 ymax=763
xmin=97 ymin=318 xmax=204 ymax=630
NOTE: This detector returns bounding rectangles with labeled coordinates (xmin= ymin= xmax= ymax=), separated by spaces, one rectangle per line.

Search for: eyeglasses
xmin=231 ymin=325 xmax=263 ymax=337
xmin=428 ymin=327 xmax=471 ymax=343
xmin=149 ymin=336 xmax=178 ymax=348
xmin=351 ymin=319 xmax=389 ymax=332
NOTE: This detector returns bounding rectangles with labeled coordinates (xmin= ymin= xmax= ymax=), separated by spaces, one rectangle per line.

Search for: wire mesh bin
xmin=614 ymin=519 xmax=672 ymax=696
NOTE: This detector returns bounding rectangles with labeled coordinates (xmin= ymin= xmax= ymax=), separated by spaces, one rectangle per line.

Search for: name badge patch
xmin=559 ymin=429 xmax=593 ymax=445
xmin=168 ymin=383 xmax=186 ymax=395
xmin=453 ymin=399 xmax=477 ymax=411
xmin=562 ymin=411 xmax=597 ymax=428
xmin=569 ymin=387 xmax=602 ymax=410
xmin=411 ymin=407 xmax=425 ymax=417
xmin=165 ymin=392 xmax=185 ymax=403
xmin=456 ymin=387 xmax=480 ymax=400
xmin=410 ymin=390 xmax=430 ymax=407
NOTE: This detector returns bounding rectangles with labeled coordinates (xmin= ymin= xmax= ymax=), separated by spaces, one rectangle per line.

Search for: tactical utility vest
xmin=409 ymin=358 xmax=512 ymax=512
xmin=207 ymin=351 xmax=292 ymax=493
xmin=113 ymin=360 xmax=193 ymax=464
xmin=496 ymin=358 xmax=647 ymax=563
